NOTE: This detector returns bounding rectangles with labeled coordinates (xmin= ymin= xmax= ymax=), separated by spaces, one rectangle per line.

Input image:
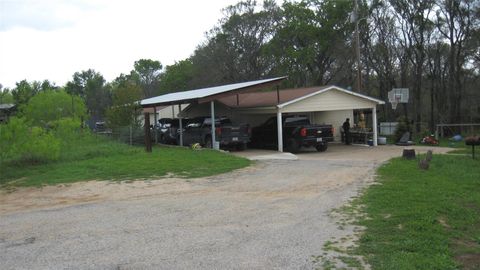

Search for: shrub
xmin=0 ymin=117 xmax=60 ymax=164
xmin=21 ymin=90 xmax=86 ymax=127
xmin=51 ymin=118 xmax=83 ymax=142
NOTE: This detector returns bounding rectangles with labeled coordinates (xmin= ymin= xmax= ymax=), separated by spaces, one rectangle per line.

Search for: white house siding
xmin=281 ymin=90 xmax=377 ymax=113
xmin=312 ymin=110 xmax=353 ymax=141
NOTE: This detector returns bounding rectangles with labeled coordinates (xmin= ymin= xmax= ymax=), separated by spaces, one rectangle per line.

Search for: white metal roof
xmin=141 ymin=77 xmax=286 ymax=107
xmin=277 ymin=85 xmax=385 ymax=108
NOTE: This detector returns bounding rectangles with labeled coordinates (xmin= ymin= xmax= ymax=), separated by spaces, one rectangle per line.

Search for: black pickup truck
xmin=179 ymin=116 xmax=250 ymax=150
xmin=250 ymin=116 xmax=334 ymax=153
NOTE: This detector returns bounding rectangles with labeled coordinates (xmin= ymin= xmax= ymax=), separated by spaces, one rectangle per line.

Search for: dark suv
xmin=179 ymin=116 xmax=250 ymax=150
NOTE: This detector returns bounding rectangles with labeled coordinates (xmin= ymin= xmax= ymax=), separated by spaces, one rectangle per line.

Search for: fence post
xmin=129 ymin=125 xmax=133 ymax=145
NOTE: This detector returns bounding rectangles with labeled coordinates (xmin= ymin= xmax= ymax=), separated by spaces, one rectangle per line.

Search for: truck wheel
xmin=316 ymin=143 xmax=328 ymax=152
xmin=287 ymin=139 xmax=300 ymax=153
xmin=204 ymin=136 xmax=212 ymax=148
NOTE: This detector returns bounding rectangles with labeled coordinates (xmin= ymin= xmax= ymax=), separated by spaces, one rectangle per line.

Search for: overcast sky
xmin=0 ymin=0 xmax=241 ymax=89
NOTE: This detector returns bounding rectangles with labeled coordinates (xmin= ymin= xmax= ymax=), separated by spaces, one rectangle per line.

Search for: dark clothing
xmin=342 ymin=121 xmax=351 ymax=145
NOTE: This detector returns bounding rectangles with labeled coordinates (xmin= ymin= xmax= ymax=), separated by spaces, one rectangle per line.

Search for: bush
xmin=21 ymin=90 xmax=86 ymax=127
xmin=51 ymin=118 xmax=84 ymax=142
xmin=0 ymin=117 xmax=60 ymax=164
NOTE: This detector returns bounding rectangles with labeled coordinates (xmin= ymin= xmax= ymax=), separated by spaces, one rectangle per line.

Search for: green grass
xmin=0 ymin=135 xmax=251 ymax=188
xmin=355 ymin=154 xmax=480 ymax=269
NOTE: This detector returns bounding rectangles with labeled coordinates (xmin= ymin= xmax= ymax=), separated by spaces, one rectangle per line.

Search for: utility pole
xmin=354 ymin=0 xmax=362 ymax=92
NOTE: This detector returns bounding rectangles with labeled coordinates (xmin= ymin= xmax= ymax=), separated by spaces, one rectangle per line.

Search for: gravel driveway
xmin=0 ymin=145 xmax=451 ymax=269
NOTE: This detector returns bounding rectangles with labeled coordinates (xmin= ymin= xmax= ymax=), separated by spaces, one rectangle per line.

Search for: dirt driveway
xmin=0 ymin=145 xmax=451 ymax=269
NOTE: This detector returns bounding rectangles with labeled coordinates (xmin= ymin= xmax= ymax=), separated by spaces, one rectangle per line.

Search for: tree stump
xmin=402 ymin=148 xmax=416 ymax=160
xmin=418 ymin=159 xmax=430 ymax=170
xmin=425 ymin=150 xmax=433 ymax=162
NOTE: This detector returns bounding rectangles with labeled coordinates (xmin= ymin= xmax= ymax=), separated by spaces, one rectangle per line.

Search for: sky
xmin=0 ymin=0 xmax=241 ymax=89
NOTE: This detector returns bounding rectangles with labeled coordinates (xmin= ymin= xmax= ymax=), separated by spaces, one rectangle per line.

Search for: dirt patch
xmin=455 ymin=253 xmax=480 ymax=270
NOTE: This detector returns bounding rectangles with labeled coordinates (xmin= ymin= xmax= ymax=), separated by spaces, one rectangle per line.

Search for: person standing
xmin=342 ymin=118 xmax=351 ymax=145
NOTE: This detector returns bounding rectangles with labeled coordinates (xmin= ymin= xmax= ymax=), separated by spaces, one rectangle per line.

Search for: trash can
xmin=377 ymin=137 xmax=387 ymax=145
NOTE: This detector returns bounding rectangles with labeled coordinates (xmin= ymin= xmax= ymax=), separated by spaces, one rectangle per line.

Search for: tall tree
xmin=106 ymin=80 xmax=142 ymax=128
xmin=191 ymin=0 xmax=281 ymax=87
xmin=390 ymin=0 xmax=435 ymax=132
xmin=131 ymin=59 xmax=162 ymax=98
xmin=158 ymin=59 xmax=195 ymax=93
xmin=65 ymin=69 xmax=111 ymax=120
xmin=436 ymin=0 xmax=478 ymax=123
xmin=269 ymin=0 xmax=353 ymax=87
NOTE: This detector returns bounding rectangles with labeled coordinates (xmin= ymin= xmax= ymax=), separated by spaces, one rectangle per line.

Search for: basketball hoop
xmin=391 ymin=101 xmax=398 ymax=110
xmin=388 ymin=88 xmax=409 ymax=110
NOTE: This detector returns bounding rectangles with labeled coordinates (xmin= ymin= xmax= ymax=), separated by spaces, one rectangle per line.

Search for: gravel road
xmin=0 ymin=145 xmax=451 ymax=269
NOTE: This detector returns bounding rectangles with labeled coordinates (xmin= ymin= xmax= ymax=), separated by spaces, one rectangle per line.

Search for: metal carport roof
xmin=141 ymin=76 xmax=287 ymax=107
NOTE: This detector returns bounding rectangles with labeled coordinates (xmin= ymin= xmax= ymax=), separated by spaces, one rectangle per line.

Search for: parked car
xmin=250 ymin=115 xmax=333 ymax=153
xmin=157 ymin=118 xmax=187 ymax=144
xmin=178 ymin=116 xmax=250 ymax=150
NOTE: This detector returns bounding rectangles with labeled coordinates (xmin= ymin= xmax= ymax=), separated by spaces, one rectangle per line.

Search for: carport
xmin=140 ymin=77 xmax=287 ymax=149
xmin=142 ymin=79 xmax=385 ymax=152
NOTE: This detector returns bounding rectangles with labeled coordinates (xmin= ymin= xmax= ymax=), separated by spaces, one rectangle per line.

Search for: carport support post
xmin=210 ymin=101 xmax=217 ymax=149
xmin=372 ymin=106 xmax=378 ymax=146
xmin=178 ymin=104 xmax=183 ymax=146
xmin=277 ymin=109 xmax=283 ymax=152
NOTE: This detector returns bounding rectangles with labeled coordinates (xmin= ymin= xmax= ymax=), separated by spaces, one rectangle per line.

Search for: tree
xmin=191 ymin=0 xmax=281 ymax=87
xmin=269 ymin=0 xmax=353 ymax=87
xmin=131 ymin=59 xmax=162 ymax=98
xmin=106 ymin=80 xmax=142 ymax=128
xmin=11 ymin=80 xmax=39 ymax=105
xmin=0 ymin=85 xmax=14 ymax=104
xmin=435 ymin=0 xmax=478 ymax=123
xmin=158 ymin=59 xmax=195 ymax=93
xmin=65 ymin=69 xmax=111 ymax=120
xmin=21 ymin=90 xmax=86 ymax=127
xmin=390 ymin=0 xmax=436 ymax=132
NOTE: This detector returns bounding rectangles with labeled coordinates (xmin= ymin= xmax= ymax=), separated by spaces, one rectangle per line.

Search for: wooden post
xmin=144 ymin=112 xmax=152 ymax=152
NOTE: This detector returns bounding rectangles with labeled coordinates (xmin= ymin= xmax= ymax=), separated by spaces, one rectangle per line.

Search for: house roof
xmin=141 ymin=77 xmax=286 ymax=107
xmin=0 ymin=104 xmax=16 ymax=110
xmin=216 ymin=85 xmax=385 ymax=108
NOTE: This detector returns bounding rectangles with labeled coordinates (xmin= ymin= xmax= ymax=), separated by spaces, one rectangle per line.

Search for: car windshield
xmin=284 ymin=117 xmax=309 ymax=126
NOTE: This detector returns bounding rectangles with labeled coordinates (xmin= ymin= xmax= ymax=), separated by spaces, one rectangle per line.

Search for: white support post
xmin=372 ymin=106 xmax=378 ymax=146
xmin=171 ymin=105 xmax=175 ymax=118
xmin=277 ymin=109 xmax=283 ymax=152
xmin=210 ymin=101 xmax=217 ymax=149
xmin=178 ymin=104 xmax=183 ymax=146
xmin=153 ymin=106 xmax=158 ymax=144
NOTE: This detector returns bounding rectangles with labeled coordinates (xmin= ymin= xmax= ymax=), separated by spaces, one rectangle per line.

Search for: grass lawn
xmin=355 ymin=154 xmax=480 ymax=269
xmin=0 ymin=135 xmax=251 ymax=188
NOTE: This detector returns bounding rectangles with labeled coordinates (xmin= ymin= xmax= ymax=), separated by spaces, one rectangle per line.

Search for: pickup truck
xmin=250 ymin=116 xmax=334 ymax=153
xmin=179 ymin=116 xmax=250 ymax=150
